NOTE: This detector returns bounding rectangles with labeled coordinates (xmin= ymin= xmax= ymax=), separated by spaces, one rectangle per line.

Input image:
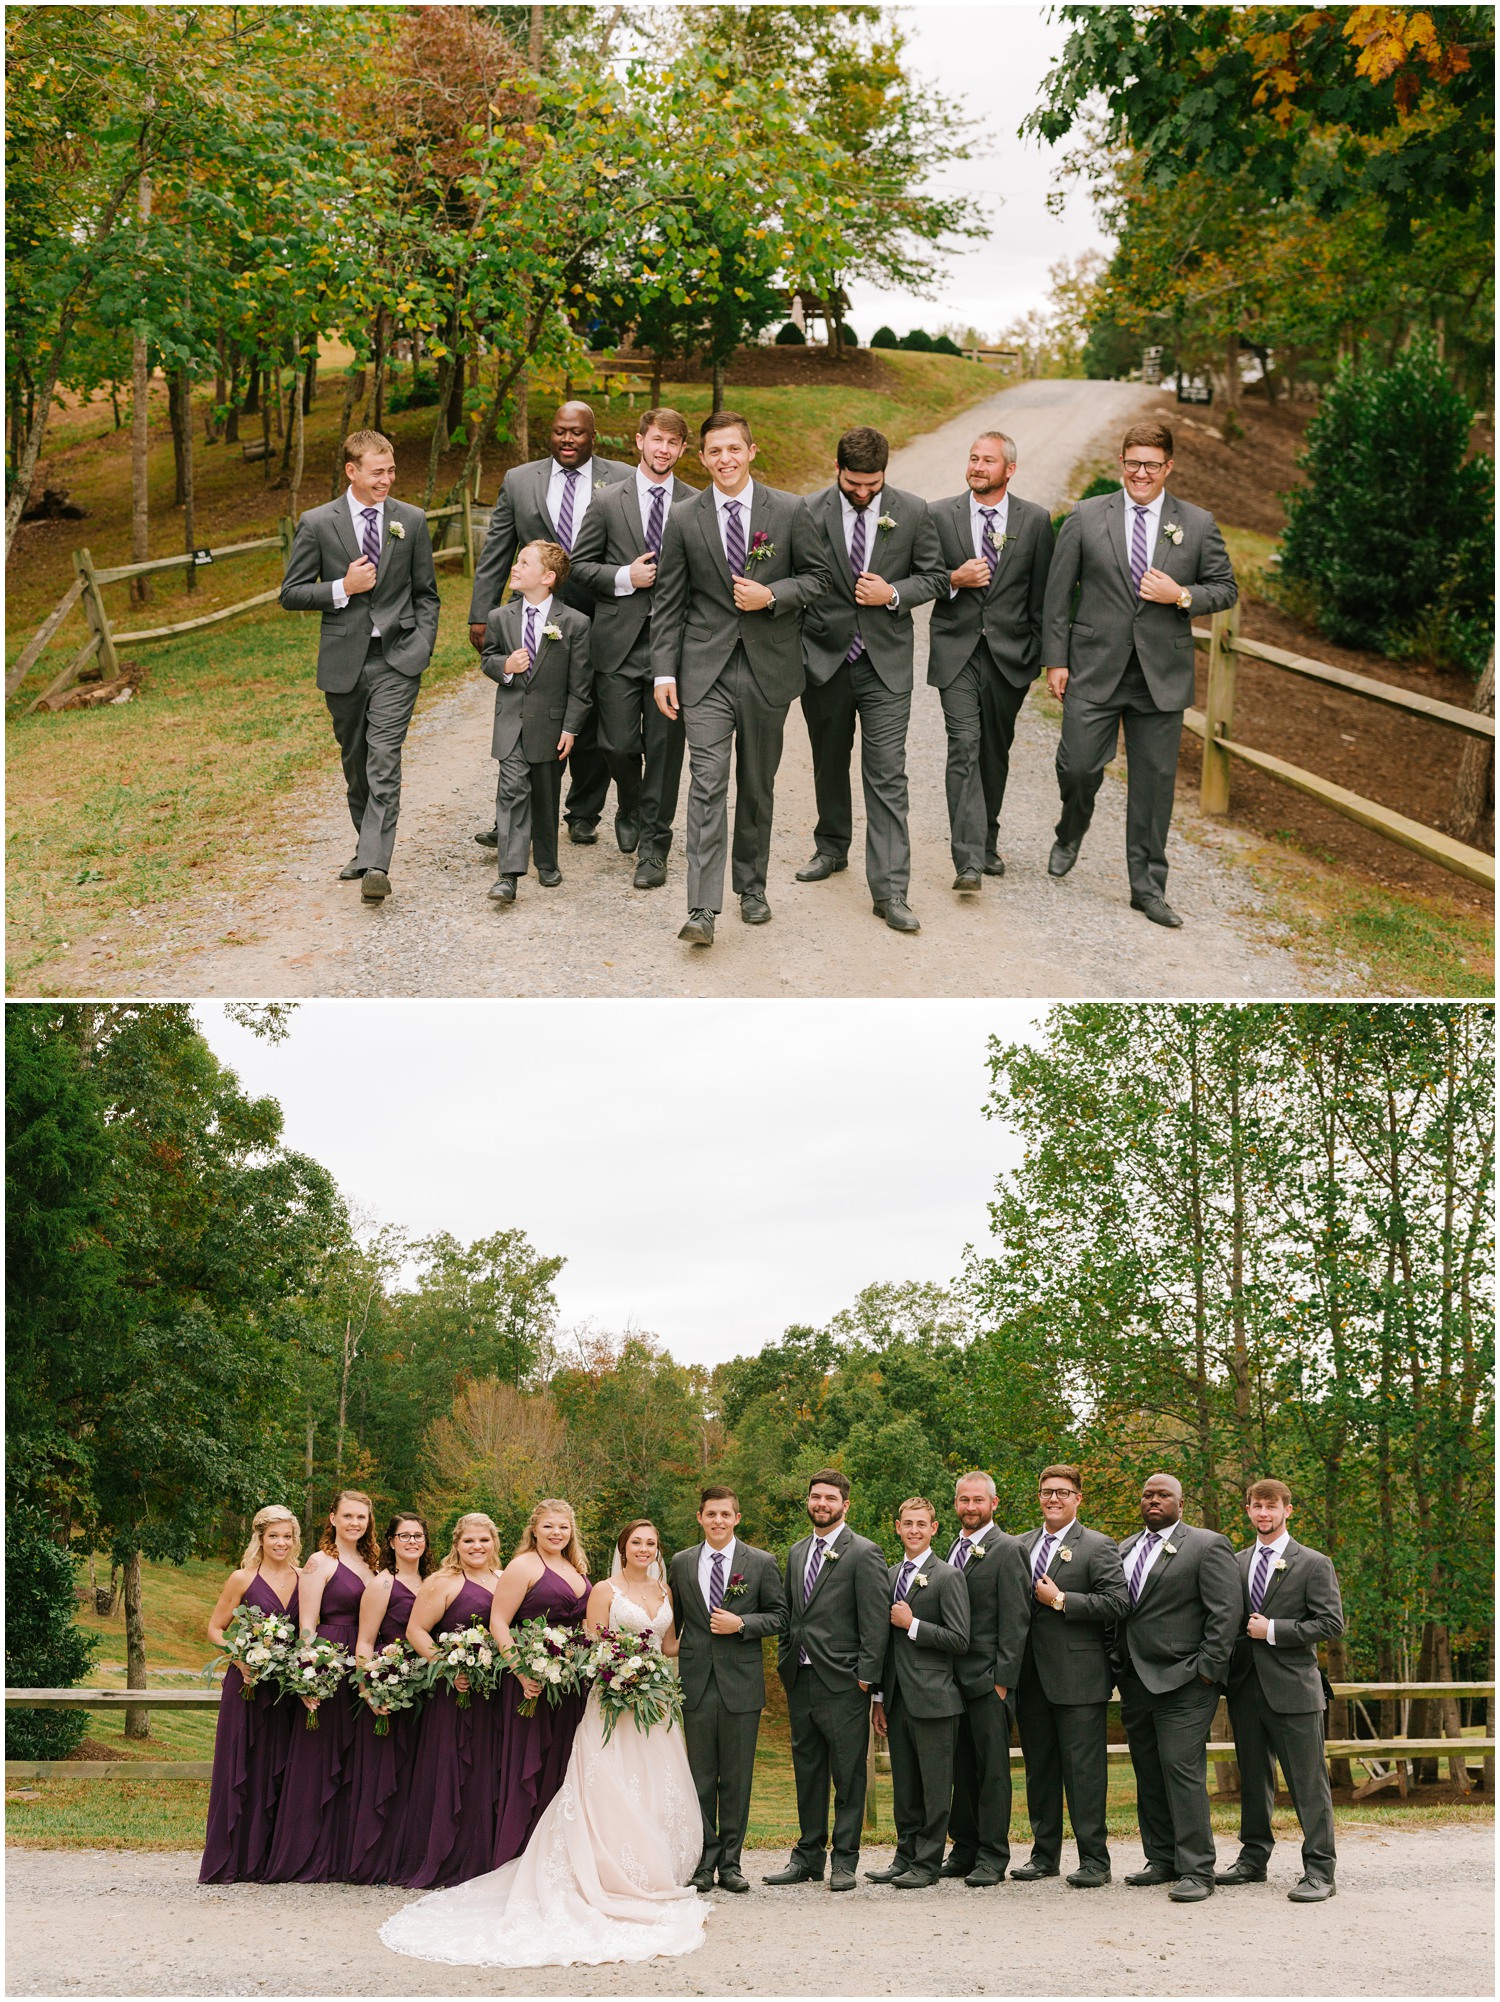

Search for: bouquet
xmin=277 ymin=1632 xmax=355 ymax=1729
xmin=214 ymin=1601 xmax=298 ymax=1700
xmin=354 ymin=1640 xmax=425 ymax=1735
xmin=426 ymin=1620 xmax=502 ymax=1710
xmin=582 ymin=1630 xmax=684 ymax=1746
xmin=502 ymin=1616 xmax=588 ymax=1717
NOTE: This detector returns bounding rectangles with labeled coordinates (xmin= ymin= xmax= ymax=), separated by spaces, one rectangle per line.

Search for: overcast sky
xmin=200 ymin=1001 xmax=1045 ymax=1369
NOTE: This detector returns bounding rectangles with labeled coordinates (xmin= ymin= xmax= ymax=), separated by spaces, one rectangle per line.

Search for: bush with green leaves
xmin=1052 ymin=471 xmax=1121 ymax=534
xmin=900 ymin=328 xmax=934 ymax=351
xmin=931 ymin=334 xmax=963 ymax=356
xmin=5 ymin=1510 xmax=101 ymax=1760
xmin=840 ymin=325 xmax=858 ymax=347
xmin=773 ymin=322 xmax=807 ymax=346
xmin=1278 ymin=336 xmax=1494 ymax=677
xmin=870 ymin=325 xmax=899 ymax=349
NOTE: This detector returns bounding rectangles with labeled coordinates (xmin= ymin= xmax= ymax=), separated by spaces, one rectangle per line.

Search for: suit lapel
xmin=985 ymin=500 xmax=1019 ymax=598
xmin=1046 ymin=1519 xmax=1079 ymax=1580
xmin=694 ymin=487 xmax=734 ymax=586
xmin=680 ymin=1544 xmax=710 ymax=1625
xmin=331 ymin=497 xmax=361 ymax=566
xmin=821 ymin=487 xmax=857 ymax=599
xmin=1256 ymin=1539 xmax=1296 ymax=1613
xmin=1131 ymin=1526 xmax=1180 ymax=1605
xmin=1104 ymin=488 xmax=1135 ymax=595
xmin=801 ymin=1527 xmax=841 ymax=1611
xmin=534 ymin=459 xmax=559 ymax=537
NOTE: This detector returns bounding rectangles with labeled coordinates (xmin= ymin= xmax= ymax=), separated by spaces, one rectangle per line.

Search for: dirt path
xmin=79 ymin=379 xmax=1346 ymax=998
xmin=6 ymin=1828 xmax=1491 ymax=1996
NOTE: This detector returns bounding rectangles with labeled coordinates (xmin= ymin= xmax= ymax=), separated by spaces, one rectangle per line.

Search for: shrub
xmin=840 ymin=325 xmax=859 ymax=347
xmin=5 ymin=1509 xmax=100 ymax=1760
xmin=388 ymin=370 xmax=443 ymax=412
xmin=870 ymin=326 xmax=899 ymax=350
xmin=931 ymin=334 xmax=963 ymax=356
xmin=774 ymin=322 xmax=807 ymax=346
xmin=1279 ymin=335 xmax=1494 ymax=677
xmin=900 ymin=328 xmax=934 ymax=352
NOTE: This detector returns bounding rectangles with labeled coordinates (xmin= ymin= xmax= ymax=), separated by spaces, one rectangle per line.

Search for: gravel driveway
xmin=6 ymin=1829 xmax=1491 ymax=1995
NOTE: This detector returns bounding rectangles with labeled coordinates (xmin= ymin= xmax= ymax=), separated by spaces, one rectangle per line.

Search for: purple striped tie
xmin=802 ymin=1537 xmax=826 ymax=1607
xmin=1250 ymin=1546 xmax=1271 ymax=1614
xmin=893 ymin=1559 xmax=915 ymax=1604
xmin=646 ymin=483 xmax=666 ymax=558
xmin=980 ymin=507 xmax=999 ymax=579
xmin=1130 ymin=505 xmax=1150 ymax=595
xmin=523 ymin=604 xmax=538 ymax=683
xmin=1032 ymin=1533 xmax=1056 ymax=1584
xmin=556 ymin=468 xmax=580 ymax=553
xmin=845 ymin=507 xmax=867 ymax=664
xmin=724 ymin=498 xmax=746 ymax=575
xmin=954 ymin=1537 xmax=973 ymax=1571
xmin=1129 ymin=1531 xmax=1159 ymax=1605
xmin=360 ymin=506 xmax=381 ymax=572
xmin=709 ymin=1550 xmax=726 ymax=1611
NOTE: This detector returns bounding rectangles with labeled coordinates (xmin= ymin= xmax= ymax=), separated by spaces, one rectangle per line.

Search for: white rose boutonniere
xmin=543 ymin=623 xmax=563 ymax=641
xmin=984 ymin=523 xmax=1008 ymax=553
xmin=823 ymin=1546 xmax=841 ymax=1563
xmin=1274 ymin=1558 xmax=1288 ymax=1574
xmin=876 ymin=513 xmax=898 ymax=532
xmin=387 ymin=518 xmax=406 ymax=539
xmin=1162 ymin=1542 xmax=1178 ymax=1556
xmin=913 ymin=1573 xmax=929 ymax=1590
xmin=1162 ymin=522 xmax=1183 ymax=545
xmin=1059 ymin=1546 xmax=1073 ymax=1562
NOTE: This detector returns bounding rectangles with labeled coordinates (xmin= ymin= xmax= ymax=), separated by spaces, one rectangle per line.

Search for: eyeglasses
xmin=393 ymin=1530 xmax=425 ymax=1541
xmin=1121 ymin=459 xmax=1168 ymax=475
xmin=1039 ymin=1488 xmax=1079 ymax=1500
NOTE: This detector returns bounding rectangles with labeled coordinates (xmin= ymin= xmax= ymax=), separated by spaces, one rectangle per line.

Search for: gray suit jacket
xmin=468 ymin=453 xmax=633 ymax=624
xmin=777 ymin=1523 xmax=890 ymax=1697
xmin=1114 ymin=1522 xmax=1242 ymax=1695
xmin=650 ymin=481 xmax=831 ymax=708
xmin=943 ymin=1526 xmax=1032 ymax=1697
xmin=1228 ymin=1538 xmax=1344 ymax=1714
xmin=877 ymin=1555 xmax=970 ymax=1718
xmin=280 ymin=495 xmax=440 ymax=694
xmin=927 ymin=492 xmax=1054 ymax=690
xmin=480 ymin=597 xmax=591 ymax=763
xmin=569 ymin=472 xmax=698 ymax=675
xmin=799 ymin=484 xmax=949 ymax=693
xmin=668 ymin=1541 xmax=786 ymax=1715
xmin=1019 ymin=1520 xmax=1129 ymax=1706
xmin=1042 ymin=487 xmax=1237 ymax=710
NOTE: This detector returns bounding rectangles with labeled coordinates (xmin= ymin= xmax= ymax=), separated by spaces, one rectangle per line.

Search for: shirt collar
xmin=714 ymin=479 xmax=753 ymax=515
xmin=839 ymin=487 xmax=876 ymax=521
xmin=1127 ymin=487 xmax=1165 ymax=524
xmin=705 ymin=1536 xmax=735 ymax=1563
xmin=1254 ymin=1530 xmax=1291 ymax=1561
xmin=347 ymin=488 xmax=383 ymax=524
xmin=521 ymin=593 xmax=553 ymax=627
xmin=971 ymin=488 xmax=1009 ymax=519
xmin=899 ymin=1548 xmax=931 ymax=1570
xmin=957 ymin=1521 xmax=994 ymax=1546
xmin=813 ymin=1521 xmax=844 ymax=1550
xmin=638 ymin=465 xmax=672 ymax=497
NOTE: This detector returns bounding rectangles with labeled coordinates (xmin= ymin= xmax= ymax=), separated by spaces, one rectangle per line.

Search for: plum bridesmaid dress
xmin=198 ymin=1570 xmax=300 ymax=1883
xmin=261 ymin=1557 xmax=365 ymax=1882
xmin=492 ymin=1566 xmax=590 ymax=1867
xmin=344 ymin=1576 xmax=419 ymax=1884
xmin=394 ymin=1575 xmax=504 ymax=1888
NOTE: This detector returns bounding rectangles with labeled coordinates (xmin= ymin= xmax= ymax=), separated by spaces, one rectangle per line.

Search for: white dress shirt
xmin=1121 ymin=485 xmax=1165 ymax=574
xmin=871 ymin=1544 xmax=932 ymax=1702
xmin=502 ymin=592 xmax=553 ymax=685
xmin=838 ymin=491 xmax=902 ymax=612
xmin=713 ymin=478 xmax=756 ymax=561
xmin=947 ymin=487 xmax=1010 ymax=598
xmin=949 ymin=1519 xmax=995 ymax=1566
xmin=613 ymin=468 xmax=676 ymax=598
xmin=1248 ymin=1530 xmax=1291 ymax=1645
xmin=798 ymin=1521 xmax=846 ymax=1664
xmin=698 ymin=1536 xmax=738 ymax=1609
xmin=330 ymin=488 xmax=384 ymax=629
xmin=547 ymin=455 xmax=594 ymax=538
xmin=1127 ymin=1525 xmax=1171 ymax=1595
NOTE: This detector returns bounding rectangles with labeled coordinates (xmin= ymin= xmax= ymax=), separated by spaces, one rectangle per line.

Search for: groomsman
xmin=570 ymin=409 xmax=696 ymax=887
xmin=468 ymin=401 xmax=632 ymax=847
xmin=868 ymin=1498 xmax=970 ymax=1888
xmin=1042 ymin=421 xmax=1237 ymax=926
xmin=1013 ymin=1464 xmax=1128 ymax=1888
xmin=940 ymin=1471 xmax=1031 ymax=1885
xmin=927 ymin=432 xmax=1054 ymax=888
xmin=651 ymin=410 xmax=830 ymax=946
xmin=795 ymin=427 xmax=949 ymax=934
xmin=1220 ymin=1479 xmax=1343 ymax=1902
xmin=1113 ymin=1473 xmax=1240 ymax=1902
xmin=668 ymin=1486 xmax=787 ymax=1895
xmin=280 ymin=429 xmax=440 ymax=902
xmin=768 ymin=1470 xmax=889 ymax=1890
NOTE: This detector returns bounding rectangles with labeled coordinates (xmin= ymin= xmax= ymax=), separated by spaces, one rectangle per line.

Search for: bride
xmin=380 ymin=1518 xmax=710 ymax=1969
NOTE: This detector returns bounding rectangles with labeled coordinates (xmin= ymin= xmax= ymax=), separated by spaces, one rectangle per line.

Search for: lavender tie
xmin=979 ymin=507 xmax=999 ymax=580
xmin=1130 ymin=504 xmax=1150 ymax=595
xmin=556 ymin=468 xmax=580 ymax=553
xmin=1032 ymin=1533 xmax=1056 ymax=1584
xmin=954 ymin=1536 xmax=973 ymax=1571
xmin=646 ymin=483 xmax=666 ymax=558
xmin=802 ymin=1537 xmax=826 ymax=1607
xmin=845 ymin=506 xmax=868 ymax=664
xmin=723 ymin=498 xmax=746 ymax=576
xmin=709 ymin=1550 xmax=726 ymax=1612
xmin=360 ymin=506 xmax=381 ymax=572
xmin=1250 ymin=1546 xmax=1272 ymax=1614
xmin=1129 ymin=1531 xmax=1159 ymax=1605
xmin=893 ymin=1559 xmax=915 ymax=1604
xmin=523 ymin=604 xmax=538 ymax=682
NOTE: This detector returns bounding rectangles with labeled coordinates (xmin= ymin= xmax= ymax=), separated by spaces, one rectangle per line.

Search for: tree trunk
xmin=303 ymin=1412 xmax=316 ymax=1529
xmin=242 ymin=363 xmax=260 ymax=417
xmin=1434 ymin=1624 xmax=1472 ymax=1792
xmin=209 ymin=329 xmax=228 ymax=441
xmin=287 ymin=361 xmax=306 ymax=521
xmin=167 ymin=369 xmax=187 ymax=507
xmin=512 ymin=363 xmax=530 ymax=463
xmin=1449 ymin=651 xmax=1494 ymax=841
xmin=280 ymin=363 xmax=298 ymax=474
xmin=260 ymin=385 xmax=273 ymax=484
xmin=123 ymin=1549 xmax=150 ymax=1740
xmin=224 ymin=348 xmax=240 ymax=445
xmin=371 ymin=310 xmax=389 ymax=434
xmin=271 ymin=365 xmax=284 ymax=441
xmin=1223 ymin=333 xmax=1241 ymax=409
xmin=130 ymin=342 xmax=152 ymax=606
xmin=1409 ymin=1621 xmax=1439 ymax=1781
xmin=179 ymin=368 xmax=197 ymax=590
xmin=423 ymin=307 xmax=464 ymax=505
xmin=302 ymin=352 xmax=316 ymax=412
xmin=712 ymin=356 xmax=727 ymax=413
xmin=446 ymin=350 xmax=466 ymax=437
xmin=333 ymin=369 xmax=360 ymax=498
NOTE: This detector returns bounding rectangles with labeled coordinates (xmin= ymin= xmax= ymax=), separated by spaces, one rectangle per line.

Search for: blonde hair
xmin=516 ymin=1498 xmax=589 ymax=1577
xmin=242 ymin=1505 xmax=301 ymax=1570
xmin=344 ymin=427 xmax=395 ymax=467
xmin=439 ymin=1511 xmax=503 ymax=1577
xmin=318 ymin=1488 xmax=380 ymax=1569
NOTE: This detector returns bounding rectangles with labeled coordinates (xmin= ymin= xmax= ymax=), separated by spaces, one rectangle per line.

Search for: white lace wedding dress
xmin=380 ymin=1583 xmax=709 ymax=1968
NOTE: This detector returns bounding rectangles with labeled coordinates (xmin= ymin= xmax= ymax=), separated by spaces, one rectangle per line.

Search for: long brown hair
xmin=317 ymin=1488 xmax=380 ymax=1570
xmin=515 ymin=1498 xmax=589 ymax=1577
xmin=614 ymin=1518 xmax=668 ymax=1590
xmin=381 ymin=1512 xmax=432 ymax=1578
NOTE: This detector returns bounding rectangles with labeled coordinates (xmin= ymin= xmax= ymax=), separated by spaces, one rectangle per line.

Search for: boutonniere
xmin=823 ymin=1545 xmax=841 ymax=1563
xmin=876 ymin=513 xmax=898 ymax=532
xmin=744 ymin=531 xmax=774 ymax=565
xmin=985 ymin=524 xmax=1008 ymax=552
xmin=387 ymin=518 xmax=406 ymax=540
xmin=543 ymin=623 xmax=562 ymax=641
xmin=723 ymin=1573 xmax=748 ymax=1601
xmin=1058 ymin=1545 xmax=1073 ymax=1561
xmin=969 ymin=1543 xmax=987 ymax=1561
xmin=1162 ymin=1542 xmax=1178 ymax=1556
xmin=913 ymin=1573 xmax=930 ymax=1590
xmin=1274 ymin=1559 xmax=1288 ymax=1574
xmin=1162 ymin=522 xmax=1183 ymax=545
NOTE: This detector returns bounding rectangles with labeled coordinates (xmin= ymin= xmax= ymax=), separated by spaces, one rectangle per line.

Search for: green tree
xmin=4 ymin=1508 xmax=101 ymax=1760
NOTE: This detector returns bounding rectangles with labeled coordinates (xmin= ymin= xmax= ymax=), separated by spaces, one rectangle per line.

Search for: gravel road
xmin=84 ymin=378 xmax=1344 ymax=999
xmin=6 ymin=1828 xmax=1491 ymax=1996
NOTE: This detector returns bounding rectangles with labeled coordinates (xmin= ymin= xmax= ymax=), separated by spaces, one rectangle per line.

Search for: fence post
xmin=1200 ymin=599 xmax=1240 ymax=814
xmin=73 ymin=547 xmax=119 ymax=678
xmin=461 ymin=487 xmax=474 ymax=578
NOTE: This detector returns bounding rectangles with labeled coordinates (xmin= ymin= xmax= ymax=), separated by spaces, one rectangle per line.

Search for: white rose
xmin=477 ymin=1647 xmax=493 ymax=1667
xmin=545 ymin=1661 xmax=562 ymax=1682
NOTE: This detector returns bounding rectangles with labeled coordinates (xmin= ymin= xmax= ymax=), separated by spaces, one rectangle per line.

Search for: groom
xmin=668 ymin=1486 xmax=787 ymax=1894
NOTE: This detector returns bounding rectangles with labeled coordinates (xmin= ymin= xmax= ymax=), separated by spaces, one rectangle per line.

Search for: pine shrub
xmin=5 ymin=1510 xmax=101 ymax=1760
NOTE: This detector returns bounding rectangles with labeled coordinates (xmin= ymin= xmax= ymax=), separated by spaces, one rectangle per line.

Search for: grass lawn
xmin=5 ymin=352 xmax=998 ymax=994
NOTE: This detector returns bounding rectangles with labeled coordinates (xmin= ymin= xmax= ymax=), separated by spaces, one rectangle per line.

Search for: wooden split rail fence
xmin=6 ymin=499 xmax=493 ymax=716
xmin=1189 ymin=604 xmax=1495 ymax=888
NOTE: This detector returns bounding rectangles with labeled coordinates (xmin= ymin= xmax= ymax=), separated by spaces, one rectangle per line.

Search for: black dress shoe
xmin=1048 ymin=839 xmax=1079 ymax=877
xmin=475 ymin=825 xmax=499 ymax=848
xmin=1010 ymin=1860 xmax=1060 ymax=1881
xmin=679 ymin=909 xmax=715 ymax=946
xmin=360 ymin=869 xmax=390 ymax=901
xmin=762 ymin=1864 xmax=821 ymax=1885
xmin=567 ymin=820 xmax=598 ymax=845
xmin=339 ymin=855 xmax=365 ymax=881
xmin=1168 ymin=1876 xmax=1214 ymax=1902
xmin=615 ymin=815 xmax=640 ymax=854
xmin=983 ymin=853 xmax=1006 ymax=877
xmin=717 ymin=1869 xmax=750 ymax=1893
xmin=1127 ymin=1865 xmax=1177 ymax=1886
xmin=1287 ymin=1876 xmax=1336 ymax=1903
xmin=864 ymin=1863 xmax=907 ymax=1883
xmin=891 ymin=1871 xmax=937 ymax=1889
xmin=537 ymin=865 xmax=562 ymax=888
xmin=952 ymin=871 xmax=982 ymax=893
xmin=488 ymin=875 xmax=517 ymax=905
xmin=965 ymin=1866 xmax=1003 ymax=1887
xmin=690 ymin=1869 xmax=715 ymax=1893
xmin=795 ymin=852 xmax=847 ymax=882
xmin=633 ymin=853 xmax=666 ymax=890
xmin=1132 ymin=892 xmax=1183 ymax=928
xmin=872 ymin=894 xmax=921 ymax=933
xmin=1213 ymin=1863 xmax=1267 ymax=1886
xmin=740 ymin=891 xmax=772 ymax=925
xmin=1066 ymin=1865 xmax=1111 ymax=1889
xmin=829 ymin=1870 xmax=858 ymax=1891
xmin=939 ymin=1856 xmax=975 ymax=1879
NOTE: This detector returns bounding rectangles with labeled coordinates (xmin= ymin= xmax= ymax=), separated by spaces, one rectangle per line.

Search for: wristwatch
xmin=1176 ymin=588 xmax=1192 ymax=611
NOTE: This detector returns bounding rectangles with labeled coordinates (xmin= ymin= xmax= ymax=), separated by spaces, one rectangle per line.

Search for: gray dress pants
xmin=1229 ymin=1679 xmax=1336 ymax=1883
xmin=323 ymin=639 xmax=423 ymax=873
xmin=800 ymin=655 xmax=913 ymax=901
xmin=936 ymin=641 xmax=1031 ymax=874
xmin=682 ymin=646 xmax=788 ymax=912
xmin=1054 ymin=654 xmax=1183 ymax=898
xmin=1119 ymin=1671 xmax=1221 ymax=1881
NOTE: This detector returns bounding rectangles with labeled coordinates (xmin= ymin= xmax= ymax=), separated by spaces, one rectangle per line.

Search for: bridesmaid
xmin=490 ymin=1497 xmax=591 ymax=1866
xmin=394 ymin=1512 xmax=506 ymax=1888
xmin=345 ymin=1512 xmax=431 ymax=1884
xmin=199 ymin=1505 xmax=302 ymax=1883
xmin=262 ymin=1488 xmax=379 ymax=1882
